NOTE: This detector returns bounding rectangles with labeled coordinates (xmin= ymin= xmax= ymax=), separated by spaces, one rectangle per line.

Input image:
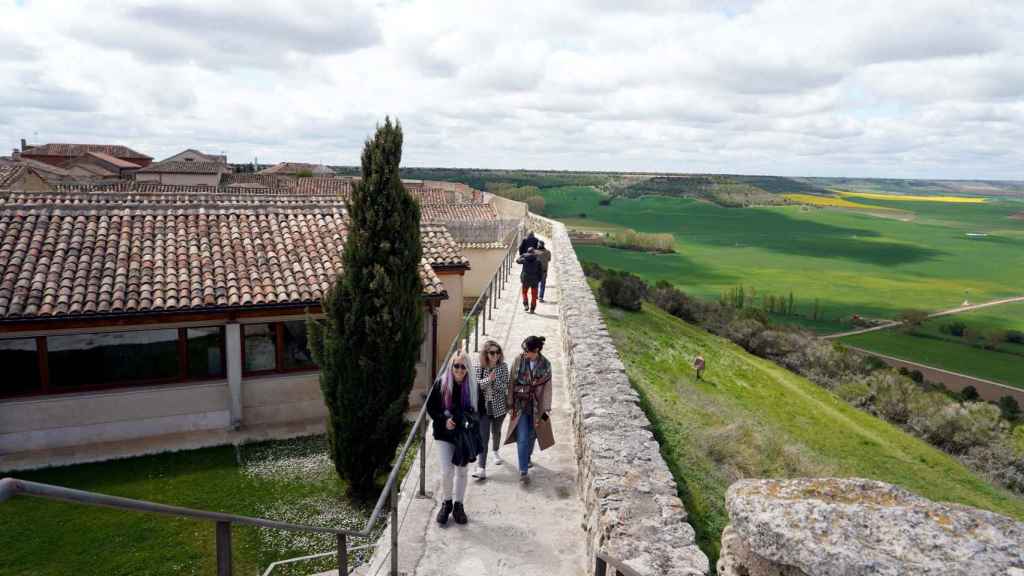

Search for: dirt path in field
xmin=824 ymin=295 xmax=1024 ymax=340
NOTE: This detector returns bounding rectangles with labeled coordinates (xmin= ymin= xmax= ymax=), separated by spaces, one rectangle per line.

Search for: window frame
xmin=0 ymin=325 xmax=229 ymax=401
xmin=241 ymin=321 xmax=318 ymax=377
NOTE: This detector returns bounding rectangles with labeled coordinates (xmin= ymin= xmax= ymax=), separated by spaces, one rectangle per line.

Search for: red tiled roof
xmin=0 ymin=204 xmax=451 ymax=320
xmin=0 ymin=165 xmax=27 ymax=189
xmin=258 ymin=162 xmax=333 ymax=175
xmin=220 ymin=173 xmax=294 ymax=188
xmin=23 ymin=143 xmax=152 ymax=160
xmin=421 ymin=203 xmax=498 ymax=222
xmin=292 ymin=176 xmax=354 ymax=196
xmin=85 ymin=151 xmax=141 ymax=169
xmin=138 ymin=160 xmax=226 ymax=175
xmin=421 ymin=224 xmax=470 ymax=269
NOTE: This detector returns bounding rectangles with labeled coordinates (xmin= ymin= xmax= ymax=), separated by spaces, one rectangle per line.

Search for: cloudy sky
xmin=1 ymin=0 xmax=1022 ymax=179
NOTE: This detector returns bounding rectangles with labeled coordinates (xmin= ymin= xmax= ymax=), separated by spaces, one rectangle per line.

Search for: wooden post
xmin=216 ymin=521 xmax=232 ymax=576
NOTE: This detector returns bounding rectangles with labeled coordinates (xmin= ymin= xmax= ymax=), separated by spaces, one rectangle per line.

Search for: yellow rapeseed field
xmin=836 ymin=190 xmax=987 ymax=204
xmin=783 ymin=193 xmax=892 ymax=210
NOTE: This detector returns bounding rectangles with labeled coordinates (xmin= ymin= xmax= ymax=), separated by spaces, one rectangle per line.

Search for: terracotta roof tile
xmin=0 ymin=165 xmax=27 ymax=189
xmin=421 ymin=203 xmax=497 ymax=222
xmin=0 ymin=199 xmax=460 ymax=320
xmin=421 ymin=224 xmax=470 ymax=269
xmin=23 ymin=143 xmax=151 ymax=160
xmin=85 ymin=151 xmax=141 ymax=169
xmin=258 ymin=162 xmax=333 ymax=175
xmin=138 ymin=160 xmax=227 ymax=175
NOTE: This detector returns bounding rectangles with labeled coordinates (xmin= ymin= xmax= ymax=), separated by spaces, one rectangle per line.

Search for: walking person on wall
xmin=426 ymin=352 xmax=481 ymax=525
xmin=693 ymin=353 xmax=705 ymax=380
xmin=535 ymin=240 xmax=551 ymax=303
xmin=473 ymin=340 xmax=510 ymax=480
xmin=519 ymin=230 xmax=539 ymax=255
xmin=517 ymin=247 xmax=543 ymax=313
xmin=505 ymin=336 xmax=553 ymax=483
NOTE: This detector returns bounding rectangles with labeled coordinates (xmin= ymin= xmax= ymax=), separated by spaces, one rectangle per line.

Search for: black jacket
xmin=517 ymin=253 xmax=543 ymax=287
xmin=427 ymin=379 xmax=465 ymax=443
xmin=518 ymin=235 xmax=539 ymax=255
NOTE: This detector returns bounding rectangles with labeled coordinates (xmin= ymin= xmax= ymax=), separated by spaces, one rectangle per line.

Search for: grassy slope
xmin=542 ymin=187 xmax=1024 ymax=331
xmin=0 ymin=437 xmax=369 ymax=576
xmin=603 ymin=302 xmax=1024 ymax=566
xmin=841 ymin=301 xmax=1024 ymax=389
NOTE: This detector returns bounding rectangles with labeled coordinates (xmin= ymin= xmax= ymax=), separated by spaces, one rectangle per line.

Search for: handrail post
xmin=337 ymin=533 xmax=348 ymax=576
xmin=418 ymin=417 xmax=427 ymax=497
xmin=390 ymin=480 xmax=399 ymax=576
xmin=216 ymin=521 xmax=232 ymax=576
xmin=474 ymin=312 xmax=479 ymax=351
xmin=595 ymin=555 xmax=607 ymax=576
xmin=482 ymin=290 xmax=487 ymax=335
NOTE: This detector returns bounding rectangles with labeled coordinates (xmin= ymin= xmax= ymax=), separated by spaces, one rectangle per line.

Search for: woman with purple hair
xmin=426 ymin=352 xmax=479 ymax=525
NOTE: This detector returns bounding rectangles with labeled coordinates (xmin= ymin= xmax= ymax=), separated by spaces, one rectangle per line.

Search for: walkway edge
xmin=529 ymin=214 xmax=710 ymax=576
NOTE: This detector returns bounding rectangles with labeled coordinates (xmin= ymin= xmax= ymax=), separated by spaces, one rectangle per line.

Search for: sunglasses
xmin=452 ymin=364 xmax=467 ymax=370
xmin=487 ymin=350 xmax=501 ymax=356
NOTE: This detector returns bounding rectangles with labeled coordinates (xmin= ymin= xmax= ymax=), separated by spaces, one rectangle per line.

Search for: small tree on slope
xmin=309 ymin=118 xmax=424 ymax=494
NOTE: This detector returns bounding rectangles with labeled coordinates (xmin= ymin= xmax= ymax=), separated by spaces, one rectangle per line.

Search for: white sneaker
xmin=472 ymin=467 xmax=486 ymax=480
xmin=492 ymin=450 xmax=503 ymax=465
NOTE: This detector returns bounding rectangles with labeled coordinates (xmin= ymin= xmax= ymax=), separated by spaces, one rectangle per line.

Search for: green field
xmin=0 ymin=436 xmax=375 ymax=576
xmin=544 ymin=186 xmax=1024 ymax=333
xmin=842 ymin=302 xmax=1024 ymax=389
xmin=603 ymin=301 xmax=1024 ymax=568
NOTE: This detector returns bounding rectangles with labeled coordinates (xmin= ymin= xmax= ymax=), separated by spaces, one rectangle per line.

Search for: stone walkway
xmin=357 ymin=238 xmax=588 ymax=575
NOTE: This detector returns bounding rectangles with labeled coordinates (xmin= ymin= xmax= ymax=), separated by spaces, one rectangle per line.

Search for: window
xmin=282 ymin=320 xmax=316 ymax=370
xmin=48 ymin=329 xmax=180 ymax=389
xmin=187 ymin=327 xmax=225 ymax=379
xmin=0 ymin=337 xmax=40 ymax=397
xmin=243 ymin=324 xmax=277 ymax=373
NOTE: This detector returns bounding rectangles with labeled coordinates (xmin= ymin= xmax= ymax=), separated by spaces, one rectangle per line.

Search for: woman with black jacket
xmin=426 ymin=352 xmax=479 ymax=525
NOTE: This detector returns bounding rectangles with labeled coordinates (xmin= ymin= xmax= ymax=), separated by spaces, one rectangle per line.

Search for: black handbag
xmin=450 ymin=410 xmax=483 ymax=467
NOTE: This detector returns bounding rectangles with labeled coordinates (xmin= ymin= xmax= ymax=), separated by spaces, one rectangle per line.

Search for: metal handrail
xmin=0 ymin=222 xmax=525 ymax=576
xmin=595 ymin=551 xmax=645 ymax=576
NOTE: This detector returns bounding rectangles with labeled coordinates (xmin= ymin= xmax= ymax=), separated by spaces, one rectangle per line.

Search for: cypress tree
xmin=308 ymin=118 xmax=424 ymax=494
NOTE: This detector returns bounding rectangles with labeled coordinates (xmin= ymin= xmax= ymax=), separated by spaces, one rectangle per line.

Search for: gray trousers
xmin=477 ymin=412 xmax=507 ymax=468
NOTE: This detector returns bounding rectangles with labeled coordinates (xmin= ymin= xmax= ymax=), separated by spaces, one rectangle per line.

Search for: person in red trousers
xmin=516 ymin=248 xmax=543 ymax=313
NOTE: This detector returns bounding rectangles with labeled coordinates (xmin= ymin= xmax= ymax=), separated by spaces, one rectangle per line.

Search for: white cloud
xmin=0 ymin=0 xmax=1021 ymax=179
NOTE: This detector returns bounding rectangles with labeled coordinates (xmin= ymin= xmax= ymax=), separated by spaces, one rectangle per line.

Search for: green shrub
xmin=961 ymin=385 xmax=980 ymax=402
xmin=526 ymin=195 xmax=546 ymax=214
xmin=999 ymin=396 xmax=1022 ymax=421
xmin=600 ymin=272 xmax=648 ymax=311
xmin=912 ymin=402 xmax=1005 ymax=455
xmin=941 ymin=321 xmax=968 ymax=337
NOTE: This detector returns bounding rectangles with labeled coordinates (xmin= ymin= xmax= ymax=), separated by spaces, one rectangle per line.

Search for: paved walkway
xmin=356 ymin=238 xmax=588 ymax=576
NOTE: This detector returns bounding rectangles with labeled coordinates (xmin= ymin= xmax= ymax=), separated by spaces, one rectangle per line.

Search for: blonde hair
xmin=441 ymin=352 xmax=478 ymax=412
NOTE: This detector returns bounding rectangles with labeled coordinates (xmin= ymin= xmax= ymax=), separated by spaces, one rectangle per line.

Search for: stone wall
xmin=530 ymin=212 xmax=709 ymax=575
xmin=717 ymin=477 xmax=1024 ymax=576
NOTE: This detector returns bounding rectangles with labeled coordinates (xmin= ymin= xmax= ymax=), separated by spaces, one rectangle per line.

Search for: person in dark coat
xmin=518 ymin=231 xmax=539 ymax=255
xmin=535 ymin=240 xmax=551 ymax=302
xmin=516 ymin=248 xmax=543 ymax=313
xmin=426 ymin=352 xmax=479 ymax=525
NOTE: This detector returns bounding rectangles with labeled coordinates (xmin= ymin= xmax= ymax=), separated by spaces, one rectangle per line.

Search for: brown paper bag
xmin=535 ymin=414 xmax=555 ymax=451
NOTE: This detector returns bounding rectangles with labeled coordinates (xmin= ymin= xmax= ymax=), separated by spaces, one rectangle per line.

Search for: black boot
xmin=452 ymin=502 xmax=468 ymax=524
xmin=436 ymin=499 xmax=453 ymax=525
xmin=523 ymin=301 xmax=529 ymax=311
xmin=530 ymin=303 xmax=536 ymax=314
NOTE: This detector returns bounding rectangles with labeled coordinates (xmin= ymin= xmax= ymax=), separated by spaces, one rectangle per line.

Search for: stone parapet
xmin=531 ymin=212 xmax=709 ymax=575
xmin=718 ymin=477 xmax=1024 ymax=576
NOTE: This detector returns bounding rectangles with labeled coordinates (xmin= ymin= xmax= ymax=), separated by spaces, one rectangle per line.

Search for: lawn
xmin=0 ymin=436 xmax=376 ymax=576
xmin=602 ymin=301 xmax=1024 ymax=569
xmin=841 ymin=302 xmax=1024 ymax=389
xmin=541 ymin=186 xmax=1024 ymax=333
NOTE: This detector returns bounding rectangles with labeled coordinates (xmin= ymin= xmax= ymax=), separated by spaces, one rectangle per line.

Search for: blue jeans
xmin=539 ymin=274 xmax=548 ymax=300
xmin=515 ymin=412 xmax=536 ymax=474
